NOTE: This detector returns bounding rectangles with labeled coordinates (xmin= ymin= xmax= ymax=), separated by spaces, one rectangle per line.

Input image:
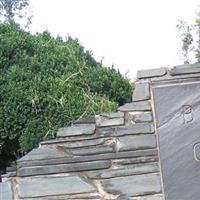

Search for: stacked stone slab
xmin=1 ymin=63 xmax=200 ymax=200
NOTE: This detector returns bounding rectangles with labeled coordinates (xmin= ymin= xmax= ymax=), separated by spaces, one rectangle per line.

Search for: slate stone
xmin=118 ymin=101 xmax=151 ymax=112
xmin=6 ymin=166 xmax=16 ymax=172
xmin=137 ymin=67 xmax=167 ymax=79
xmin=132 ymin=81 xmax=150 ymax=101
xmin=113 ymin=156 xmax=158 ymax=165
xmin=18 ymin=149 xmax=158 ymax=168
xmin=153 ymin=81 xmax=200 ymax=200
xmin=18 ymin=160 xmax=111 ymax=177
xmin=57 ymin=124 xmax=96 ymax=137
xmin=18 ymin=175 xmax=96 ymax=198
xmin=73 ymin=115 xmax=96 ymax=124
xmin=96 ymin=116 xmax=124 ymax=127
xmin=71 ymin=145 xmax=114 ymax=156
xmin=170 ymin=63 xmax=200 ymax=75
xmin=97 ymin=123 xmax=155 ymax=137
xmin=101 ymin=112 xmax=124 ymax=118
xmin=127 ymin=112 xmax=153 ymax=123
xmin=116 ymin=134 xmax=157 ymax=151
xmin=131 ymin=194 xmax=164 ymax=200
xmin=87 ymin=163 xmax=159 ymax=179
xmin=102 ymin=173 xmax=161 ymax=197
xmin=0 ymin=182 xmax=13 ymax=200
xmin=18 ymin=146 xmax=71 ymax=162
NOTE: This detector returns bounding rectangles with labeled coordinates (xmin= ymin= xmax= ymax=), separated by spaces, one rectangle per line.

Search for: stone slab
xmin=18 ymin=175 xmax=96 ymax=198
xmin=137 ymin=67 xmax=167 ymax=79
xmin=57 ymin=124 xmax=96 ymax=137
xmin=128 ymin=112 xmax=153 ymax=123
xmin=0 ymin=182 xmax=13 ymax=200
xmin=170 ymin=63 xmax=200 ymax=75
xmin=132 ymin=81 xmax=150 ymax=101
xmin=97 ymin=123 xmax=155 ymax=137
xmin=116 ymin=134 xmax=157 ymax=151
xmin=18 ymin=146 xmax=71 ymax=162
xmin=102 ymin=173 xmax=161 ymax=197
xmin=18 ymin=149 xmax=158 ymax=168
xmin=131 ymin=194 xmax=164 ymax=200
xmin=87 ymin=163 xmax=159 ymax=179
xmin=118 ymin=101 xmax=151 ymax=112
xmin=96 ymin=116 xmax=124 ymax=127
xmin=18 ymin=160 xmax=111 ymax=177
xmin=153 ymin=81 xmax=200 ymax=200
xmin=101 ymin=112 xmax=124 ymax=118
xmin=73 ymin=115 xmax=96 ymax=124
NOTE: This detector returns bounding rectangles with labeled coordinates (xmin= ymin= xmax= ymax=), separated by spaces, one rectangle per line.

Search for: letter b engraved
xmin=182 ymin=105 xmax=193 ymax=124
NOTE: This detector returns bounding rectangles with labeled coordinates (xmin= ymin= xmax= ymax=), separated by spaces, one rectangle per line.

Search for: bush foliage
xmin=0 ymin=23 xmax=132 ymax=171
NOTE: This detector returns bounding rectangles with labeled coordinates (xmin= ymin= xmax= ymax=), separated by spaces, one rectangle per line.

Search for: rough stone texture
xmin=73 ymin=115 xmax=96 ymax=124
xmin=102 ymin=173 xmax=161 ymax=197
xmin=132 ymin=81 xmax=150 ymax=101
xmin=96 ymin=116 xmax=124 ymax=127
xmin=116 ymin=134 xmax=157 ymax=151
xmin=18 ymin=160 xmax=111 ymax=177
xmin=137 ymin=67 xmax=167 ymax=79
xmin=57 ymin=124 xmax=96 ymax=137
xmin=170 ymin=63 xmax=200 ymax=75
xmin=87 ymin=163 xmax=159 ymax=179
xmin=127 ymin=112 xmax=153 ymax=123
xmin=118 ymin=101 xmax=151 ymax=112
xmin=0 ymin=182 xmax=13 ymax=200
xmin=18 ymin=176 xmax=96 ymax=198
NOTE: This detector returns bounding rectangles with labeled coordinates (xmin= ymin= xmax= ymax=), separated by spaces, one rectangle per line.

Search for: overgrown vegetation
xmin=0 ymin=23 xmax=132 ymax=171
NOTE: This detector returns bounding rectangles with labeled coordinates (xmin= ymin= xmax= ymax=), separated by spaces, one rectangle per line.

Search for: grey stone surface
xmin=137 ymin=67 xmax=167 ymax=79
xmin=57 ymin=124 xmax=96 ymax=137
xmin=97 ymin=123 xmax=155 ymax=137
xmin=73 ymin=115 xmax=96 ymax=124
xmin=127 ymin=112 xmax=153 ymax=123
xmin=18 ymin=160 xmax=111 ymax=177
xmin=18 ymin=149 xmax=158 ymax=168
xmin=102 ymin=173 xmax=161 ymax=197
xmin=87 ymin=163 xmax=159 ymax=179
xmin=132 ymin=81 xmax=150 ymax=101
xmin=101 ymin=112 xmax=124 ymax=118
xmin=116 ymin=134 xmax=157 ymax=151
xmin=96 ymin=116 xmax=124 ymax=127
xmin=170 ymin=63 xmax=200 ymax=75
xmin=153 ymin=81 xmax=200 ymax=200
xmin=18 ymin=175 xmax=96 ymax=198
xmin=18 ymin=146 xmax=71 ymax=162
xmin=0 ymin=182 xmax=13 ymax=200
xmin=131 ymin=194 xmax=164 ymax=200
xmin=118 ymin=101 xmax=151 ymax=112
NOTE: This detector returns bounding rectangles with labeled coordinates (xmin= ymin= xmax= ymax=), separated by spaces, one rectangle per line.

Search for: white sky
xmin=29 ymin=0 xmax=199 ymax=77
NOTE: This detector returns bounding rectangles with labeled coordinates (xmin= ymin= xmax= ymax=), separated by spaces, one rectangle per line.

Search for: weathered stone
xmin=96 ymin=116 xmax=124 ymax=127
xmin=57 ymin=124 xmax=96 ymax=137
xmin=113 ymin=156 xmax=158 ymax=165
xmin=102 ymin=173 xmax=161 ymax=197
xmin=127 ymin=112 xmax=153 ymax=123
xmin=97 ymin=123 xmax=155 ymax=137
xmin=116 ymin=134 xmax=157 ymax=151
xmin=132 ymin=81 xmax=150 ymax=101
xmin=18 ymin=160 xmax=111 ymax=177
xmin=6 ymin=166 xmax=16 ymax=172
xmin=118 ymin=101 xmax=151 ymax=112
xmin=18 ymin=146 xmax=71 ymax=162
xmin=18 ymin=175 xmax=96 ymax=198
xmin=73 ymin=115 xmax=96 ymax=124
xmin=170 ymin=63 xmax=200 ymax=75
xmin=0 ymin=182 xmax=13 ymax=200
xmin=18 ymin=149 xmax=158 ymax=168
xmin=87 ymin=163 xmax=159 ymax=179
xmin=101 ymin=112 xmax=124 ymax=118
xmin=137 ymin=67 xmax=167 ymax=79
xmin=71 ymin=145 xmax=114 ymax=156
xmin=131 ymin=194 xmax=164 ymax=200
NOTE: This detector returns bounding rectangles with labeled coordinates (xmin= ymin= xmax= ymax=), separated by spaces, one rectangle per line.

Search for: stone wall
xmin=1 ymin=63 xmax=200 ymax=200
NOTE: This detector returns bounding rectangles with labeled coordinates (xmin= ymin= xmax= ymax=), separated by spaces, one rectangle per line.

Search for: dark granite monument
xmin=1 ymin=63 xmax=200 ymax=200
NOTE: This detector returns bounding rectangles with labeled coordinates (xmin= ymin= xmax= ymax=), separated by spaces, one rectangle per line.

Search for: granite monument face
xmin=153 ymin=81 xmax=200 ymax=200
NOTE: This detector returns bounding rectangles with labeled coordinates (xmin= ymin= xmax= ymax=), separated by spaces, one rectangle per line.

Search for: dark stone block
xmin=170 ymin=63 xmax=200 ymax=75
xmin=137 ymin=68 xmax=167 ymax=79
xmin=118 ymin=101 xmax=151 ymax=112
xmin=132 ymin=81 xmax=150 ymax=101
